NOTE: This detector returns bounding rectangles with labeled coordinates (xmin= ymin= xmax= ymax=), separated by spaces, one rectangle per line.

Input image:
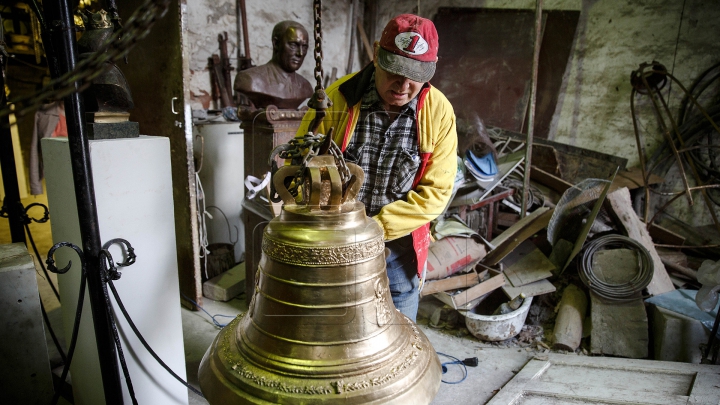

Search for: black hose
xmin=579 ymin=234 xmax=654 ymax=302
xmin=107 ymin=280 xmax=205 ymax=398
xmin=40 ymin=299 xmax=67 ymax=364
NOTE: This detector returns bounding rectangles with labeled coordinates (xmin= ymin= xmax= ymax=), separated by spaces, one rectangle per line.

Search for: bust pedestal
xmin=241 ymin=105 xmax=307 ymax=304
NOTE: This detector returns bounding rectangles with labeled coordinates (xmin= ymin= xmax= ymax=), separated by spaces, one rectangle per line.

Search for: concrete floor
xmin=39 ymin=278 xmax=537 ymax=404
xmin=181 ymin=293 xmax=538 ymax=405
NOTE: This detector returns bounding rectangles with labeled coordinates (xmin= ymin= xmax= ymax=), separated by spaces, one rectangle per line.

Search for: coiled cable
xmin=579 ymin=234 xmax=654 ymax=301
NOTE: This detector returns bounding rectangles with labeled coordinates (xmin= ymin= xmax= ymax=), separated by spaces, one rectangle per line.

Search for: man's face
xmin=275 ymin=27 xmax=309 ymax=73
xmin=373 ymin=53 xmax=424 ymax=112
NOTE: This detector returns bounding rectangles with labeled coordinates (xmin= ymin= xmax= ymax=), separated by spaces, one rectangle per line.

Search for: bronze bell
xmin=198 ymin=142 xmax=442 ymax=404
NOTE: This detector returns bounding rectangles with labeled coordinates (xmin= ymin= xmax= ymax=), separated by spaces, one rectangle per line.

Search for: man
xmin=234 ymin=20 xmax=314 ymax=109
xmin=296 ymin=14 xmax=458 ymax=322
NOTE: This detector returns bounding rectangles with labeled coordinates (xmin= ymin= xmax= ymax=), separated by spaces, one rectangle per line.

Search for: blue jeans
xmin=385 ymin=234 xmax=419 ymax=322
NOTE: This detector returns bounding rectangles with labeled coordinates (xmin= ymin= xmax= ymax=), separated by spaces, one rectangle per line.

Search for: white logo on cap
xmin=394 ymin=32 xmax=428 ymax=56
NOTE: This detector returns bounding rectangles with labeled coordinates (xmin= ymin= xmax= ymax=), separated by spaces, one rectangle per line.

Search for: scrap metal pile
xmin=419 ymin=61 xmax=720 ymax=364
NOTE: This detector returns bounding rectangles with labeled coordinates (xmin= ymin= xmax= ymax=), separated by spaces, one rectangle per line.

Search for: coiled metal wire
xmin=579 ymin=234 xmax=654 ymax=301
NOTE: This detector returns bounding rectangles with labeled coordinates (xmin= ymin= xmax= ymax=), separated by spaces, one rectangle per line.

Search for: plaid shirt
xmin=343 ymin=73 xmax=420 ymax=217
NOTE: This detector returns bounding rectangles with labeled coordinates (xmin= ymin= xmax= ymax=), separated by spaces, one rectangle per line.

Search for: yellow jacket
xmin=296 ymin=65 xmax=458 ymax=272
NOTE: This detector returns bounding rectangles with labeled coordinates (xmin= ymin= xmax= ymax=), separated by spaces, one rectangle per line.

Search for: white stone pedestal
xmin=43 ymin=136 xmax=188 ymax=405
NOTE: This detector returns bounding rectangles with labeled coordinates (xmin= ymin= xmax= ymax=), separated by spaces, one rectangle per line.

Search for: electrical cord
xmin=40 ymin=299 xmax=66 ymax=364
xmin=579 ymin=234 xmax=654 ymax=302
xmin=107 ymin=278 xmax=204 ymax=398
xmin=436 ymin=352 xmax=478 ymax=384
xmin=181 ymin=292 xmax=238 ymax=328
xmin=100 ymin=240 xmax=205 ymax=400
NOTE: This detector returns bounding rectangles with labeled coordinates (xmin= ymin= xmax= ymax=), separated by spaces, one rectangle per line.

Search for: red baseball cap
xmin=377 ymin=14 xmax=438 ymax=83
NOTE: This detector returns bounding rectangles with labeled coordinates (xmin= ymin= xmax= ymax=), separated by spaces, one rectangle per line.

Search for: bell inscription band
xmin=198 ymin=137 xmax=441 ymax=403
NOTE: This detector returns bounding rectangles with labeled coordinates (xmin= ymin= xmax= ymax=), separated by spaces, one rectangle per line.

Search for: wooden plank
xmin=530 ymin=165 xmax=573 ymax=194
xmin=482 ymin=207 xmax=553 ymax=266
xmin=503 ymin=244 xmax=556 ymax=287
xmin=495 ymin=211 xmax=519 ymax=228
xmin=502 ymin=278 xmax=556 ymax=300
xmin=649 ymin=223 xmax=686 ymax=246
xmin=656 ymin=248 xmax=688 ymax=268
xmin=452 ymin=273 xmax=506 ymax=308
xmin=421 ymin=271 xmax=480 ymax=296
xmin=606 ymin=187 xmax=675 ymax=296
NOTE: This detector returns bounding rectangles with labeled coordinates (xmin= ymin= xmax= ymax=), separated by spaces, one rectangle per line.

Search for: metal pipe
xmin=522 ymin=0 xmax=543 ymax=218
xmin=640 ymin=71 xmax=694 ymax=206
xmin=659 ymin=258 xmax=698 ymax=281
xmin=0 ymin=57 xmax=26 ymax=243
xmin=346 ymin=0 xmax=358 ymax=75
xmin=239 ymin=0 xmax=251 ymax=61
xmin=42 ymin=0 xmax=124 ymax=403
xmin=630 ymin=90 xmax=651 ymax=224
xmin=656 ymin=89 xmax=720 ymax=234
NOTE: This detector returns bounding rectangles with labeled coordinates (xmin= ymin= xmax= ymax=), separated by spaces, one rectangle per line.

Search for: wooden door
xmin=488 ymin=353 xmax=720 ymax=404
xmin=119 ymin=0 xmax=202 ymax=307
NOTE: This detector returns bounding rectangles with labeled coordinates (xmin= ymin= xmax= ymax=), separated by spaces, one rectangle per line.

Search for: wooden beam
xmin=482 ymin=207 xmax=553 ymax=266
xmin=606 ymin=187 xmax=675 ymax=296
xmin=452 ymin=273 xmax=506 ymax=308
xmin=530 ymin=165 xmax=572 ymax=194
xmin=421 ymin=271 xmax=481 ymax=297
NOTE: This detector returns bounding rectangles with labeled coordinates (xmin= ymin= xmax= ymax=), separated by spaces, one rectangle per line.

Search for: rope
xmin=579 ymin=234 xmax=654 ymax=302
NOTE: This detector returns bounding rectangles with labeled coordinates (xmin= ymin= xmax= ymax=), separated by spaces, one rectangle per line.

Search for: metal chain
xmin=0 ymin=0 xmax=170 ymax=119
xmin=312 ymin=0 xmax=323 ymax=91
xmin=327 ymin=140 xmax=351 ymax=183
xmin=277 ymin=133 xmax=326 ymax=164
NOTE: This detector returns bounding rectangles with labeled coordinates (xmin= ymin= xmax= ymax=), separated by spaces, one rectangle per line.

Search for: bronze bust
xmin=234 ymin=21 xmax=314 ymax=110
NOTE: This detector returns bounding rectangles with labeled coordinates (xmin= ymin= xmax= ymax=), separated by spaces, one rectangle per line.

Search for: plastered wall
xmin=185 ymin=0 xmax=364 ymax=110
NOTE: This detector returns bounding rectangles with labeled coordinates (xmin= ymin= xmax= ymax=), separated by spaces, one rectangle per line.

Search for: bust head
xmin=233 ymin=20 xmax=314 ymax=110
xmin=271 ymin=21 xmax=309 ymax=73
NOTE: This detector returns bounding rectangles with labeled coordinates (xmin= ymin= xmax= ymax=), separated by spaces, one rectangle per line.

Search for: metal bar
xmin=346 ymin=0 xmax=357 ymax=75
xmin=641 ymin=74 xmax=694 ymax=206
xmin=0 ymin=57 xmax=26 ymax=243
xmin=239 ymin=0 xmax=251 ymax=61
xmin=521 ymin=0 xmax=543 ymax=218
xmin=467 ymin=188 xmax=515 ymax=211
xmin=630 ymin=90 xmax=651 ymax=224
xmin=42 ymin=1 xmax=124 ymax=403
xmin=656 ymin=91 xmax=720 ymax=234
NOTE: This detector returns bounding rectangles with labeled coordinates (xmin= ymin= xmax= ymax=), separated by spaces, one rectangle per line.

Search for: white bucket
xmin=461 ymin=294 xmax=533 ymax=341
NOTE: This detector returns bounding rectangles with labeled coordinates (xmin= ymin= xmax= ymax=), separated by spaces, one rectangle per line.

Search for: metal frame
xmin=40 ymin=0 xmax=124 ymax=402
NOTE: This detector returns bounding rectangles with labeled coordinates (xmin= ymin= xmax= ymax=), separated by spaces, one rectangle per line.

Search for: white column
xmin=43 ymin=136 xmax=188 ymax=405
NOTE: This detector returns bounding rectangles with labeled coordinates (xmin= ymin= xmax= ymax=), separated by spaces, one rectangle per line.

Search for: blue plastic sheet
xmin=645 ymin=289 xmax=720 ymax=332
